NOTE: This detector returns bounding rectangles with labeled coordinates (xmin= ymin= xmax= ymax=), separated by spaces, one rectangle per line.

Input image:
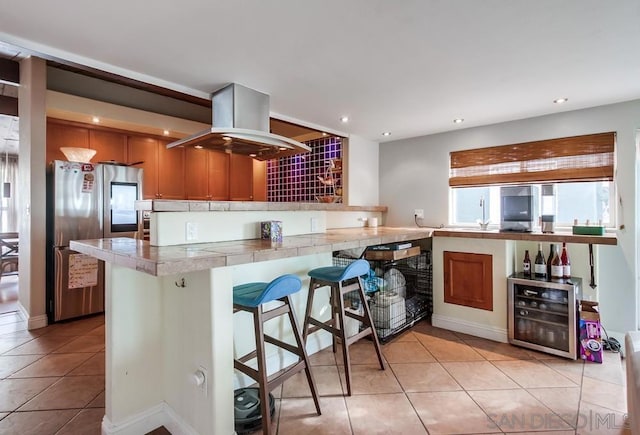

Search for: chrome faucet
xmin=479 ymin=196 xmax=489 ymax=229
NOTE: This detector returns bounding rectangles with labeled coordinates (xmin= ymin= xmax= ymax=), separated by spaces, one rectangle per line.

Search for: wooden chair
xmin=233 ymin=274 xmax=321 ymax=435
xmin=302 ymin=259 xmax=385 ymax=396
xmin=0 ymin=232 xmax=19 ymax=283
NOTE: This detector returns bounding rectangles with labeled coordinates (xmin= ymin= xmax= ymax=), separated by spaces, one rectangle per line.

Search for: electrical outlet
xmin=310 ymin=217 xmax=318 ymax=232
xmin=185 ymin=222 xmax=198 ymax=241
xmin=414 ymin=209 xmax=424 ymax=219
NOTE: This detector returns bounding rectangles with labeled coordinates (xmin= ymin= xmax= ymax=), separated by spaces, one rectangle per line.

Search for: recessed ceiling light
xmin=453 ymin=118 xmax=464 ymax=124
xmin=278 ymin=147 xmax=287 ymax=151
xmin=249 ymin=153 xmax=257 ymax=157
xmin=92 ymin=116 xmax=100 ymax=123
xmin=553 ymin=97 xmax=569 ymax=104
xmin=382 ymin=132 xmax=391 ymax=136
xmin=163 ymin=129 xmax=170 ymax=136
xmin=194 ymin=145 xmax=203 ymax=149
xmin=340 ymin=116 xmax=349 ymax=123
xmin=223 ymin=136 xmax=232 ymax=141
xmin=322 ymin=132 xmax=327 ymax=137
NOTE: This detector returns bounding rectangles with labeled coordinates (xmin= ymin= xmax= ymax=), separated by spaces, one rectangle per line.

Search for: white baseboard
xmin=431 ymin=313 xmax=508 ymax=343
xmin=101 ymin=402 xmax=198 ymax=435
xmin=16 ymin=302 xmax=48 ymax=330
xmin=162 ymin=404 xmax=200 ymax=435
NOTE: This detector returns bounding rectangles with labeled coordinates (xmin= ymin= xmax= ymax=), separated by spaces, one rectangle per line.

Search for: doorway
xmin=0 ymin=115 xmax=19 ymax=314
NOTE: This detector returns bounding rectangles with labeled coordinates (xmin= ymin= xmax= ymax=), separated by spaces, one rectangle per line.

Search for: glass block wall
xmin=267 ymin=136 xmax=342 ymax=202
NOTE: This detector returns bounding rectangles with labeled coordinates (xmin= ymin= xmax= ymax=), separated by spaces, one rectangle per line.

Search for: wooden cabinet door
xmin=89 ymin=130 xmax=127 ymax=163
xmin=184 ymin=147 xmax=210 ymax=200
xmin=127 ymin=136 xmax=158 ymax=199
xmin=157 ymin=140 xmax=185 ymax=199
xmin=229 ymin=154 xmax=253 ymax=200
xmin=208 ymin=150 xmax=230 ymax=200
xmin=443 ymin=251 xmax=493 ymax=311
xmin=252 ymin=160 xmax=267 ymax=201
xmin=46 ymin=121 xmax=90 ymax=164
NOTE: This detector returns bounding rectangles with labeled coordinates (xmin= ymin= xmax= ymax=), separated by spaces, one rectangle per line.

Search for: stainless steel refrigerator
xmin=46 ymin=160 xmax=143 ymax=322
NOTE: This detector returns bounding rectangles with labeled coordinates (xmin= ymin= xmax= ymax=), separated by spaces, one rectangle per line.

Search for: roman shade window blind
xmin=449 ymin=132 xmax=615 ymax=187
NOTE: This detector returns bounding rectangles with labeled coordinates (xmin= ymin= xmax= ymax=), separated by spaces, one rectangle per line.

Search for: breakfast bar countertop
xmin=69 ymin=226 xmax=435 ymax=276
xmin=135 ymin=199 xmax=388 ymax=213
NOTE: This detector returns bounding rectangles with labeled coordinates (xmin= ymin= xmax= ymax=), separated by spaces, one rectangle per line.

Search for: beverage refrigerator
xmin=46 ymin=161 xmax=143 ymax=322
xmin=507 ymin=273 xmax=582 ymax=359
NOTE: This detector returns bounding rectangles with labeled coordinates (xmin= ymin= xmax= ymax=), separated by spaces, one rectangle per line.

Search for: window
xmin=449 ymin=132 xmax=616 ymax=227
xmin=450 ymin=181 xmax=613 ymax=227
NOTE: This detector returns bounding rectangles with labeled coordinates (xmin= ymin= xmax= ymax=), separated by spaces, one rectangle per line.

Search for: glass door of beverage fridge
xmin=508 ymin=274 xmax=581 ymax=359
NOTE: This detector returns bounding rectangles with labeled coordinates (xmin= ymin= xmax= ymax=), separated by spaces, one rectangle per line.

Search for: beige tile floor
xmin=0 ymin=310 xmax=630 ymax=435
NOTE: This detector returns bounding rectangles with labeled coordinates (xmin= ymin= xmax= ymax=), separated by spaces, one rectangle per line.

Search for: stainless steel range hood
xmin=167 ymin=83 xmax=311 ymax=160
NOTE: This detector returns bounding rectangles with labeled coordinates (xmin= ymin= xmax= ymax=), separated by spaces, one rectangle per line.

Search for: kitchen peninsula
xmin=71 ymin=200 xmax=432 ymax=435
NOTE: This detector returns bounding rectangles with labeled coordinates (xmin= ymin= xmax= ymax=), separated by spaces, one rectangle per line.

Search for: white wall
xmin=380 ymin=100 xmax=640 ymax=339
xmin=346 ymin=134 xmax=379 ymax=206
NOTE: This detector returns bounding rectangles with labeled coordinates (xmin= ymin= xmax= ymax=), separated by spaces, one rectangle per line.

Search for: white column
xmin=18 ymin=56 xmax=47 ymax=329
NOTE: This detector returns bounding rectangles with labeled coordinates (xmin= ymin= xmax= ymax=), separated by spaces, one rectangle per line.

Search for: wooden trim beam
xmin=46 ymin=60 xmax=211 ymax=108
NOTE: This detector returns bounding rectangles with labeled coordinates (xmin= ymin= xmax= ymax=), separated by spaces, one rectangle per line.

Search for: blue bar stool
xmin=302 ymin=259 xmax=385 ymax=396
xmin=233 ymin=274 xmax=321 ymax=435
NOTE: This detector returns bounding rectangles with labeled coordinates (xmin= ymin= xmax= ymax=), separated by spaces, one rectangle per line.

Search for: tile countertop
xmin=69 ymin=227 xmax=434 ymax=276
xmin=135 ymin=199 xmax=388 ymax=212
xmin=433 ymin=227 xmax=617 ymax=245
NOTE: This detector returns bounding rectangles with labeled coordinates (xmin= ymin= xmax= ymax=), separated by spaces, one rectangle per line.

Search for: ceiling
xmin=0 ymin=1 xmax=639 ymax=146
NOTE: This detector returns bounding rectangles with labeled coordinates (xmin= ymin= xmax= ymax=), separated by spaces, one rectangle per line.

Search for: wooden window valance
xmin=449 ymin=132 xmax=615 ymax=187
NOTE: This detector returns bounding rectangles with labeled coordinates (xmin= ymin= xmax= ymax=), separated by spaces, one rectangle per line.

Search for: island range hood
xmin=167 ymin=83 xmax=311 ymax=160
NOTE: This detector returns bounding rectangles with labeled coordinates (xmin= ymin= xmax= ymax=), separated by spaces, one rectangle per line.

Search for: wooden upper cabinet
xmin=127 ymin=136 xmax=159 ymax=200
xmin=45 ymin=119 xmax=262 ymax=202
xmin=184 ymin=148 xmax=230 ymax=200
xmin=46 ymin=121 xmax=90 ymax=164
xmin=208 ymin=150 xmax=230 ymax=200
xmin=158 ymin=140 xmax=185 ymax=199
xmin=252 ymin=160 xmax=267 ymax=201
xmin=185 ymin=147 xmax=210 ymax=200
xmin=229 ymin=154 xmax=254 ymax=200
xmin=89 ymin=130 xmax=127 ymax=163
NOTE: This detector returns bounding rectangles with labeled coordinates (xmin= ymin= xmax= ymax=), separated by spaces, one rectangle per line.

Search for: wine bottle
xmin=561 ymin=242 xmax=571 ymax=278
xmin=534 ymin=243 xmax=546 ymax=277
xmin=546 ymin=244 xmax=555 ymax=279
xmin=523 ymin=250 xmax=531 ymax=277
xmin=551 ymin=245 xmax=563 ymax=278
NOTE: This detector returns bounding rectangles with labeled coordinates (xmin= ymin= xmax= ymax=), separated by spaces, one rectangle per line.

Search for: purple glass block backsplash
xmin=267 ymin=137 xmax=342 ymax=202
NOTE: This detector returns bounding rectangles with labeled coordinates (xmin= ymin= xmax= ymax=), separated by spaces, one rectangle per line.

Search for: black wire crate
xmin=333 ymin=250 xmax=432 ymax=342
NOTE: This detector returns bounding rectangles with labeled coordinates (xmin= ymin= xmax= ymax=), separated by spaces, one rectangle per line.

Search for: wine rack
xmin=507 ymin=273 xmax=582 ymax=359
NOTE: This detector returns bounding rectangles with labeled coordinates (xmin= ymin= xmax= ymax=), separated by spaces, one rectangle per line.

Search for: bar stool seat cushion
xmin=308 ymin=259 xmax=369 ymax=283
xmin=233 ymin=274 xmax=302 ymax=308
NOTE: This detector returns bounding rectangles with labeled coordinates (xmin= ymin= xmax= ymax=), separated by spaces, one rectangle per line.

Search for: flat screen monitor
xmin=110 ymin=182 xmax=138 ymax=233
xmin=502 ymin=195 xmax=534 ymax=222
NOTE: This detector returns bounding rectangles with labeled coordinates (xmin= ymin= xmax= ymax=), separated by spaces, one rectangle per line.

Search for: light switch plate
xmin=186 ymin=222 xmax=198 ymax=241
